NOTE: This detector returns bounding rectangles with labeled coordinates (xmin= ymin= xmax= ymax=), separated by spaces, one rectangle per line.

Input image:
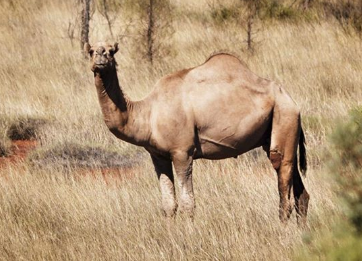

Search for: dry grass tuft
xmin=0 ymin=117 xmax=12 ymax=156
xmin=0 ymin=139 xmax=11 ymax=157
xmin=29 ymin=142 xmax=144 ymax=170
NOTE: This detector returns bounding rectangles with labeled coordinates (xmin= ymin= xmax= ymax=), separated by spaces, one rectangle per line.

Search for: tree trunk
xmin=146 ymin=0 xmax=154 ymax=65
xmin=246 ymin=13 xmax=253 ymax=51
xmin=80 ymin=0 xmax=91 ymax=52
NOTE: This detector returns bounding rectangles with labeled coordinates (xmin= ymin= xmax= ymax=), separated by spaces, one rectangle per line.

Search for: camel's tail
xmin=299 ymin=127 xmax=307 ymax=177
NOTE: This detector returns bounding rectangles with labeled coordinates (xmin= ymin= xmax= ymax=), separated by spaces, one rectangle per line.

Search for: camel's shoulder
xmin=154 ymin=68 xmax=192 ymax=89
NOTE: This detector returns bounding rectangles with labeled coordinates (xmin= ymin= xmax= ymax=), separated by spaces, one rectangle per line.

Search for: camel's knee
xmin=270 ymin=150 xmax=282 ymax=170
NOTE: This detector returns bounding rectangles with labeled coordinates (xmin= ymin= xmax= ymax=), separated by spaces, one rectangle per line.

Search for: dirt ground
xmin=0 ymin=140 xmax=37 ymax=167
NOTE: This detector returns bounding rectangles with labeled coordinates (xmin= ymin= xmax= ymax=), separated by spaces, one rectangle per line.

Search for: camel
xmin=85 ymin=42 xmax=310 ymax=225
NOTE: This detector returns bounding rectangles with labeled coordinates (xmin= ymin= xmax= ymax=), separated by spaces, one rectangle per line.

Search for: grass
xmin=0 ymin=117 xmax=12 ymax=156
xmin=0 ymin=158 xmax=338 ymax=260
xmin=0 ymin=0 xmax=361 ymax=260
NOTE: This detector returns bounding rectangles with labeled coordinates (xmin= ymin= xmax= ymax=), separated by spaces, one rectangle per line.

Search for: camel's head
xmin=84 ymin=42 xmax=119 ymax=73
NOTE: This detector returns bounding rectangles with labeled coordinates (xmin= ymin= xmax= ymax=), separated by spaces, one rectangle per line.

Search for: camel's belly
xmin=194 ymin=140 xmax=240 ymax=159
xmin=194 ymin=127 xmax=270 ymax=160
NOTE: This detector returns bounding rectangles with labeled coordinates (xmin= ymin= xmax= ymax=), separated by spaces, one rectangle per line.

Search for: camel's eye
xmin=89 ymin=49 xmax=94 ymax=57
xmin=109 ymin=49 xmax=115 ymax=56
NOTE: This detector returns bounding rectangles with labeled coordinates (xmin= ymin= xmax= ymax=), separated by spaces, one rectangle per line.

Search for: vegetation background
xmin=0 ymin=0 xmax=361 ymax=260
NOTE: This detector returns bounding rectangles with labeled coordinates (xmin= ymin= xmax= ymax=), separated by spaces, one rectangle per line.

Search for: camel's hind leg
xmin=268 ymin=106 xmax=302 ymax=223
xmin=270 ymin=148 xmax=294 ymax=222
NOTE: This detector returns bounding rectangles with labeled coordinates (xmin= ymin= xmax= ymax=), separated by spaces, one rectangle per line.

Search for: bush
xmin=297 ymin=107 xmax=362 ymax=260
xmin=331 ymin=108 xmax=362 ymax=232
xmin=7 ymin=117 xmax=47 ymax=140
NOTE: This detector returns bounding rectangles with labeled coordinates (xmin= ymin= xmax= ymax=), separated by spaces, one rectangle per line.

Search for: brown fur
xmin=85 ymin=42 xmax=309 ymax=225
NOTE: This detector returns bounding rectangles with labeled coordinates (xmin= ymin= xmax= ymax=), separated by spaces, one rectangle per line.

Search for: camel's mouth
xmin=93 ymin=63 xmax=109 ymax=72
xmin=95 ymin=63 xmax=107 ymax=68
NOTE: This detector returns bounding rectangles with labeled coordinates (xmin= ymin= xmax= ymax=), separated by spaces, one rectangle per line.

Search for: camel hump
xmin=205 ymin=51 xmax=249 ymax=68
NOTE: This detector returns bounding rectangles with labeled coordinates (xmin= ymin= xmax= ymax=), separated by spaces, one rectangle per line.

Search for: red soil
xmin=0 ymin=140 xmax=37 ymax=167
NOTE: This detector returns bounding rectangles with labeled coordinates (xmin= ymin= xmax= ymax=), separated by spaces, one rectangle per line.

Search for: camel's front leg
xmin=151 ymin=155 xmax=177 ymax=218
xmin=172 ymin=151 xmax=195 ymax=217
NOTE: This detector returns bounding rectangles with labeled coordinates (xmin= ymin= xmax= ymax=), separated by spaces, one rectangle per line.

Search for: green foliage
xmin=297 ymin=108 xmax=362 ymax=260
xmin=298 ymin=223 xmax=362 ymax=261
xmin=331 ymin=108 xmax=362 ymax=233
xmin=332 ymin=108 xmax=362 ymax=170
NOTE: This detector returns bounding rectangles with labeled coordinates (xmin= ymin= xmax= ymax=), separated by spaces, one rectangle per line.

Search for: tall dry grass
xmin=0 ymin=0 xmax=361 ymax=260
xmin=0 ymin=159 xmax=337 ymax=260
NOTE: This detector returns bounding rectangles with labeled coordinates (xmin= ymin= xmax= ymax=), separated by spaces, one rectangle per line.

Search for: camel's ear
xmin=113 ymin=42 xmax=119 ymax=54
xmin=84 ymin=43 xmax=92 ymax=55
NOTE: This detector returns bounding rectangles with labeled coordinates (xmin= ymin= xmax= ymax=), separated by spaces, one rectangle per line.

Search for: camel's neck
xmin=94 ymin=68 xmax=150 ymax=146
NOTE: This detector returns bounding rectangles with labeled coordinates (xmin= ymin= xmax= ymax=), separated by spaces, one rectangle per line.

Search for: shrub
xmin=331 ymin=108 xmax=362 ymax=232
xmin=297 ymin=108 xmax=362 ymax=260
xmin=7 ymin=116 xmax=47 ymax=140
